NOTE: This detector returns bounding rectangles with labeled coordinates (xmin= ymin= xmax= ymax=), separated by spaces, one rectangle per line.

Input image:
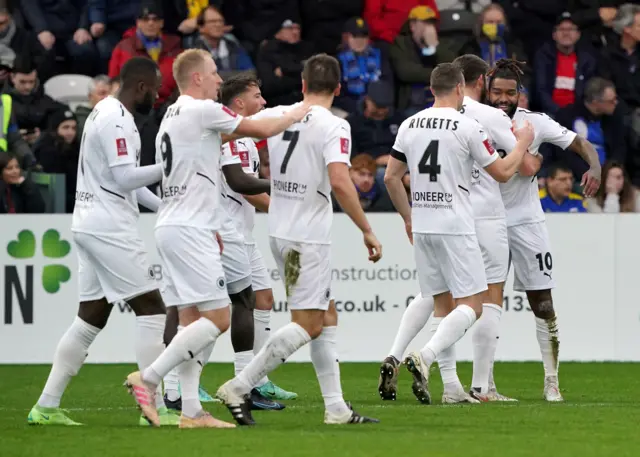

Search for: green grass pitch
xmin=2 ymin=362 xmax=639 ymax=457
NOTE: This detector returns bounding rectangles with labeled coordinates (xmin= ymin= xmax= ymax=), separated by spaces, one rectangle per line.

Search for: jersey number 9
xmin=160 ymin=132 xmax=173 ymax=177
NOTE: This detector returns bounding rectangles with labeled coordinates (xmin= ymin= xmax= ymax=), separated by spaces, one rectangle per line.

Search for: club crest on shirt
xmin=116 ymin=138 xmax=127 ymax=156
xmin=340 ymin=138 xmax=349 ymax=154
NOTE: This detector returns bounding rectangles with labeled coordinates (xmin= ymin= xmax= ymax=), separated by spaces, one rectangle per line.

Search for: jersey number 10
xmin=419 ymin=140 xmax=441 ymax=182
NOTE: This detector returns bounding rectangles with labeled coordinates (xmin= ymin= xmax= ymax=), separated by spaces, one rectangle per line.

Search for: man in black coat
xmin=256 ymin=19 xmax=313 ymax=107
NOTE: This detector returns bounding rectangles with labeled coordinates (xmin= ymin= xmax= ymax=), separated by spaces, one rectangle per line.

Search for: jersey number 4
xmin=160 ymin=132 xmax=173 ymax=177
xmin=418 ymin=140 xmax=441 ymax=182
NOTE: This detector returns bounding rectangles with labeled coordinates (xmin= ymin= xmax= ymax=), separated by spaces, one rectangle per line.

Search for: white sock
xmin=135 ymin=315 xmax=165 ymax=370
xmin=142 ymin=317 xmax=221 ymax=387
xmin=38 ymin=317 xmax=100 ymax=408
xmin=253 ymin=309 xmax=271 ymax=386
xmin=310 ymin=326 xmax=350 ymax=416
xmin=180 ymin=352 xmax=204 ymax=418
xmin=234 ymin=350 xmax=254 ymax=377
xmin=389 ymin=293 xmax=434 ymax=361
xmin=430 ymin=317 xmax=463 ymax=392
xmin=200 ymin=340 xmax=214 ymax=367
xmin=536 ymin=315 xmax=560 ymax=378
xmin=232 ymin=322 xmax=310 ymax=395
xmin=420 ymin=305 xmax=477 ymax=367
xmin=471 ymin=304 xmax=503 ymax=393
xmin=135 ymin=315 xmax=166 ymax=409
xmin=163 ymin=325 xmax=184 ymax=401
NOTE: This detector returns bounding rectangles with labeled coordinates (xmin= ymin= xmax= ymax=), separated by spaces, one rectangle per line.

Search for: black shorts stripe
xmin=458 ymin=185 xmax=469 ymax=194
xmin=100 ymin=186 xmax=125 ymax=200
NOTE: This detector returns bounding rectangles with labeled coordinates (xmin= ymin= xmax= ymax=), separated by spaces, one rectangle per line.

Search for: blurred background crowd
xmin=1 ymin=0 xmax=640 ymax=216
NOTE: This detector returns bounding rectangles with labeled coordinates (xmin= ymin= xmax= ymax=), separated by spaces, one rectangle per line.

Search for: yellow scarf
xmin=187 ymin=0 xmax=208 ymax=18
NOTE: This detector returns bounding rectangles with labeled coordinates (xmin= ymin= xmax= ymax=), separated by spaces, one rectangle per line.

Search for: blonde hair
xmin=172 ymin=49 xmax=211 ymax=91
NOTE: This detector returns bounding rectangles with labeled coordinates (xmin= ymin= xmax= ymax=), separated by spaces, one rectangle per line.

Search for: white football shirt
xmin=72 ymin=96 xmax=142 ymax=235
xmin=462 ymin=96 xmax=516 ymax=220
xmin=392 ymin=107 xmax=498 ymax=235
xmin=252 ymin=104 xmax=351 ymax=244
xmin=220 ymin=138 xmax=261 ymax=244
xmin=501 ymin=108 xmax=577 ymax=227
xmin=155 ymin=95 xmax=243 ymax=230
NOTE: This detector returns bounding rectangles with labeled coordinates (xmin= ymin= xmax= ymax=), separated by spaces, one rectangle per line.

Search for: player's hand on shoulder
xmin=363 ymin=231 xmax=382 ymax=263
xmin=286 ymin=102 xmax=312 ymax=123
xmin=513 ymin=120 xmax=534 ymax=146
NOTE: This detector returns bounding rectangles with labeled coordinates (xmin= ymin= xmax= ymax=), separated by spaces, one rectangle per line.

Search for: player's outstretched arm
xmin=111 ymin=163 xmax=163 ymax=191
xmin=383 ymin=156 xmax=412 ymax=244
xmin=222 ymin=163 xmax=270 ymax=195
xmin=232 ymin=103 xmax=311 ymax=140
xmin=568 ymin=136 xmax=601 ymax=197
xmin=243 ymin=193 xmax=270 ymax=213
xmin=329 ymin=162 xmax=382 ymax=263
xmin=483 ymin=121 xmax=534 ymax=183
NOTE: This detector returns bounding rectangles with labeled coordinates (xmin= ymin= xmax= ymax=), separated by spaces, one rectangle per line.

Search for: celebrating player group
xmin=25 ymin=49 xmax=600 ymax=429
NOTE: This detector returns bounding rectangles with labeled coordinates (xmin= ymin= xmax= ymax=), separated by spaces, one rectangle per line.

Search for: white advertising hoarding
xmin=0 ymin=213 xmax=636 ymax=363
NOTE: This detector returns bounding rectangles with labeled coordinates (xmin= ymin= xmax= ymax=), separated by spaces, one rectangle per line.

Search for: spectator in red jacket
xmin=108 ymin=3 xmax=181 ymax=106
xmin=364 ymin=0 xmax=439 ymax=44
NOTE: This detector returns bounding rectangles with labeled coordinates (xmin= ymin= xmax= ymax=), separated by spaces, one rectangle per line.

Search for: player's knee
xmin=230 ymin=286 xmax=256 ymax=311
xmin=78 ymin=299 xmax=112 ymax=329
xmin=129 ymin=290 xmax=167 ymax=316
xmin=255 ymin=289 xmax=274 ymax=310
xmin=527 ymin=290 xmax=554 ymax=319
xmin=217 ymin=317 xmax=231 ymax=333
xmin=324 ymin=301 xmax=338 ymax=326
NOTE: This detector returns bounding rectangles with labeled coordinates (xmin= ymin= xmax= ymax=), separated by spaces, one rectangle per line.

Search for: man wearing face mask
xmin=460 ymin=4 xmax=527 ymax=72
xmin=389 ymin=6 xmax=456 ymax=116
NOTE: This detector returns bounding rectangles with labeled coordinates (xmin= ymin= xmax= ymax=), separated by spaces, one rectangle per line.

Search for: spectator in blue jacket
xmin=87 ymin=0 xmax=142 ymax=73
xmin=539 ymin=163 xmax=587 ymax=213
xmin=193 ymin=5 xmax=254 ymax=73
xmin=534 ymin=12 xmax=597 ymax=117
xmin=554 ymin=77 xmax=626 ymax=168
xmin=20 ymin=0 xmax=99 ymax=76
xmin=335 ymin=17 xmax=392 ymax=114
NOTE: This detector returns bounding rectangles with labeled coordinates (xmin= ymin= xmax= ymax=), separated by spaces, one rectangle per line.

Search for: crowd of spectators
xmin=2 ymin=0 xmax=640 ymax=215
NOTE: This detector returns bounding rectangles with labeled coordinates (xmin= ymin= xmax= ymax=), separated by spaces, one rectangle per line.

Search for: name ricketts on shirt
xmin=407 ymin=117 xmax=460 ymax=130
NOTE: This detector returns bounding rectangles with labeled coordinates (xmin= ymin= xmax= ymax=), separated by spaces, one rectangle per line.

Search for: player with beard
xmin=384 ymin=63 xmax=533 ymax=407
xmin=486 ymin=59 xmax=601 ymax=401
xmin=378 ymin=55 xmax=536 ymax=403
xmin=28 ymin=57 xmax=176 ymax=426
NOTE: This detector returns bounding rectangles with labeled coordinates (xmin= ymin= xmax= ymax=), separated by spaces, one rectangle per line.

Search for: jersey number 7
xmin=419 ymin=140 xmax=441 ymax=182
xmin=280 ymin=130 xmax=299 ymax=174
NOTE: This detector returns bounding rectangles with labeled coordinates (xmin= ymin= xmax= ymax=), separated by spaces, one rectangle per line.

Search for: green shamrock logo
xmin=6 ymin=229 xmax=71 ymax=294
xmin=6 ymin=230 xmax=36 ymax=258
